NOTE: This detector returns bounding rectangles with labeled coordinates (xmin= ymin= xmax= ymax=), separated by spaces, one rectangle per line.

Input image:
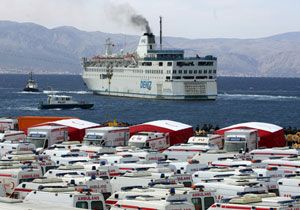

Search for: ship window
xmin=198 ymin=61 xmax=213 ymax=66
xmin=167 ymin=62 xmax=172 ymax=66
xmin=159 ymin=62 xmax=163 ymax=66
xmin=189 ymin=70 xmax=193 ymax=74
xmin=199 ymin=70 xmax=202 ymax=74
xmin=177 ymin=61 xmax=194 ymax=67
xmin=166 ymin=76 xmax=170 ymax=80
xmin=142 ymin=62 xmax=152 ymax=66
xmin=213 ymin=70 xmax=216 ymax=73
xmin=184 ymin=70 xmax=187 ymax=74
xmin=196 ymin=76 xmax=207 ymax=79
xmin=204 ymin=70 xmax=207 ymax=74
xmin=178 ymin=70 xmax=182 ymax=74
xmin=209 ymin=76 xmax=213 ymax=79
xmin=172 ymin=70 xmax=176 ymax=74
xmin=172 ymin=76 xmax=181 ymax=79
xmin=183 ymin=76 xmax=194 ymax=79
xmin=209 ymin=70 xmax=212 ymax=74
xmin=194 ymin=70 xmax=197 ymax=74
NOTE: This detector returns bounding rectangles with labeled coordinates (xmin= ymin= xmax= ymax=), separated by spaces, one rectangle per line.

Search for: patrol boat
xmin=23 ymin=72 xmax=39 ymax=92
xmin=81 ymin=18 xmax=217 ymax=100
xmin=39 ymin=95 xmax=93 ymax=109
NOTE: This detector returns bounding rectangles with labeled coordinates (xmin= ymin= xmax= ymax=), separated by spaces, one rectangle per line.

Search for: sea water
xmin=0 ymin=74 xmax=299 ymax=128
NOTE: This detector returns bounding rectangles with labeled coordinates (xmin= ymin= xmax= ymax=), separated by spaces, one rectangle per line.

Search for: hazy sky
xmin=0 ymin=0 xmax=299 ymax=39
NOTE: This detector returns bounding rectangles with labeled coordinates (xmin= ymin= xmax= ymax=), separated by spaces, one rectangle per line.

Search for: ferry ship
xmin=81 ymin=23 xmax=217 ymax=100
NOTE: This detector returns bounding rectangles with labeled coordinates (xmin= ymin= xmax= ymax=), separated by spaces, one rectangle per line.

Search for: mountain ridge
xmin=0 ymin=21 xmax=299 ymax=77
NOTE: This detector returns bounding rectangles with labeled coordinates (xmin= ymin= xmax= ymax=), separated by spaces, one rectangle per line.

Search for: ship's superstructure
xmin=82 ymin=30 xmax=217 ymax=100
xmin=23 ymin=72 xmax=39 ymax=92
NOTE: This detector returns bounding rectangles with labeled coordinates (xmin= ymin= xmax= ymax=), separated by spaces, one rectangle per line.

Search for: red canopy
xmin=130 ymin=120 xmax=193 ymax=146
xmin=215 ymin=122 xmax=286 ymax=148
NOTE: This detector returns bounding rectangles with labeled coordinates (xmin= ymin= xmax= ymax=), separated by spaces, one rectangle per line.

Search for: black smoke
xmin=104 ymin=2 xmax=152 ymax=33
xmin=131 ymin=14 xmax=151 ymax=33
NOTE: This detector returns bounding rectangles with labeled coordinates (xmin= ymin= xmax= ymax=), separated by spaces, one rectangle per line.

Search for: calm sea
xmin=0 ymin=74 xmax=299 ymax=128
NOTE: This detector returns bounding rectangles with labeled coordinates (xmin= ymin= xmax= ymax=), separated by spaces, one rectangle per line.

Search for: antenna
xmin=124 ymin=34 xmax=127 ymax=53
xmin=105 ymin=38 xmax=113 ymax=56
xmin=159 ymin=16 xmax=162 ymax=50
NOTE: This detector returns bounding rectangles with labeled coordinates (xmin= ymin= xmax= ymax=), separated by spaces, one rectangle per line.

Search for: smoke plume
xmin=130 ymin=14 xmax=151 ymax=33
xmin=104 ymin=2 xmax=152 ymax=33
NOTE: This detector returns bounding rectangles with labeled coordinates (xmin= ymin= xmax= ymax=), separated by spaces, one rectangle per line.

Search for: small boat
xmin=23 ymin=72 xmax=39 ymax=92
xmin=39 ymin=95 xmax=93 ymax=109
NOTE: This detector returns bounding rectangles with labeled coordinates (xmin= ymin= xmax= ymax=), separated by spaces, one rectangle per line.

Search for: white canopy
xmin=221 ymin=122 xmax=283 ymax=133
xmin=47 ymin=118 xmax=99 ymax=130
xmin=143 ymin=120 xmax=192 ymax=131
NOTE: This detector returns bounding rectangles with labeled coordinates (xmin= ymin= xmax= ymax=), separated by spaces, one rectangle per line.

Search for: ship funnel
xmin=136 ymin=33 xmax=156 ymax=58
xmin=105 ymin=38 xmax=114 ymax=56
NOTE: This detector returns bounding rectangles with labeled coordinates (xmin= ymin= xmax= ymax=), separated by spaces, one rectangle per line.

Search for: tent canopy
xmin=130 ymin=120 xmax=193 ymax=146
xmin=46 ymin=119 xmax=100 ymax=129
xmin=216 ymin=122 xmax=286 ymax=148
xmin=219 ymin=122 xmax=282 ymax=133
xmin=39 ymin=118 xmax=100 ymax=141
xmin=141 ymin=120 xmax=192 ymax=131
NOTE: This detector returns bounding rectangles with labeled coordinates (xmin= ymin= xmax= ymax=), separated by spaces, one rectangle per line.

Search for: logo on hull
xmin=140 ymin=80 xmax=152 ymax=90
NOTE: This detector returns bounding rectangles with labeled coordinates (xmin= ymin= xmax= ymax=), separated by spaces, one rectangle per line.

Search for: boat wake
xmin=42 ymin=90 xmax=92 ymax=95
xmin=17 ymin=91 xmax=43 ymax=94
xmin=7 ymin=106 xmax=40 ymax=111
xmin=218 ymin=93 xmax=299 ymax=101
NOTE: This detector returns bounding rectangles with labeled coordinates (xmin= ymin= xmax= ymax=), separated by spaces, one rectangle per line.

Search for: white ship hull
xmin=82 ymin=70 xmax=217 ymax=100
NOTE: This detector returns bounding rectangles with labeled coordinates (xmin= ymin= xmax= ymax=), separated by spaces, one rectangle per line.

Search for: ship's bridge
xmin=146 ymin=49 xmax=184 ymax=60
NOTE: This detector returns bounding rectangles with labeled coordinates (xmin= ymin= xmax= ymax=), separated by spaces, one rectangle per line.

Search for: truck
xmin=110 ymin=193 xmax=195 ymax=210
xmin=194 ymin=178 xmax=267 ymax=202
xmin=278 ymin=176 xmax=300 ymax=197
xmin=26 ymin=125 xmax=68 ymax=149
xmin=24 ymin=187 xmax=106 ymax=210
xmin=11 ymin=177 xmax=66 ymax=199
xmin=191 ymin=130 xmax=258 ymax=165
xmin=0 ymin=140 xmax=36 ymax=157
xmin=0 ymin=117 xmax=18 ymax=132
xmin=0 ymin=167 xmax=43 ymax=195
xmin=83 ymin=127 xmax=130 ymax=147
xmin=117 ymin=149 xmax=167 ymax=163
xmin=62 ymin=175 xmax=112 ymax=199
xmin=223 ymin=129 xmax=258 ymax=153
xmin=188 ymin=134 xmax=223 ymax=149
xmin=163 ymin=135 xmax=222 ymax=161
xmin=0 ymin=130 xmax=26 ymax=142
xmin=208 ymin=194 xmax=300 ymax=210
xmin=107 ymin=186 xmax=215 ymax=210
xmin=0 ymin=198 xmax=80 ymax=210
xmin=250 ymin=148 xmax=299 ymax=160
xmin=128 ymin=132 xmax=170 ymax=151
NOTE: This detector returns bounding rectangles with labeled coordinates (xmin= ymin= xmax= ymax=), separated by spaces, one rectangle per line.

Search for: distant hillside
xmin=0 ymin=21 xmax=299 ymax=77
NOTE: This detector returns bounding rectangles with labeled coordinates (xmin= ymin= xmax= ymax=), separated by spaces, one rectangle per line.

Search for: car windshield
xmin=224 ymin=142 xmax=246 ymax=152
xmin=29 ymin=138 xmax=45 ymax=148
xmin=128 ymin=142 xmax=145 ymax=148
xmin=83 ymin=139 xmax=102 ymax=146
xmin=86 ymin=134 xmax=103 ymax=140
